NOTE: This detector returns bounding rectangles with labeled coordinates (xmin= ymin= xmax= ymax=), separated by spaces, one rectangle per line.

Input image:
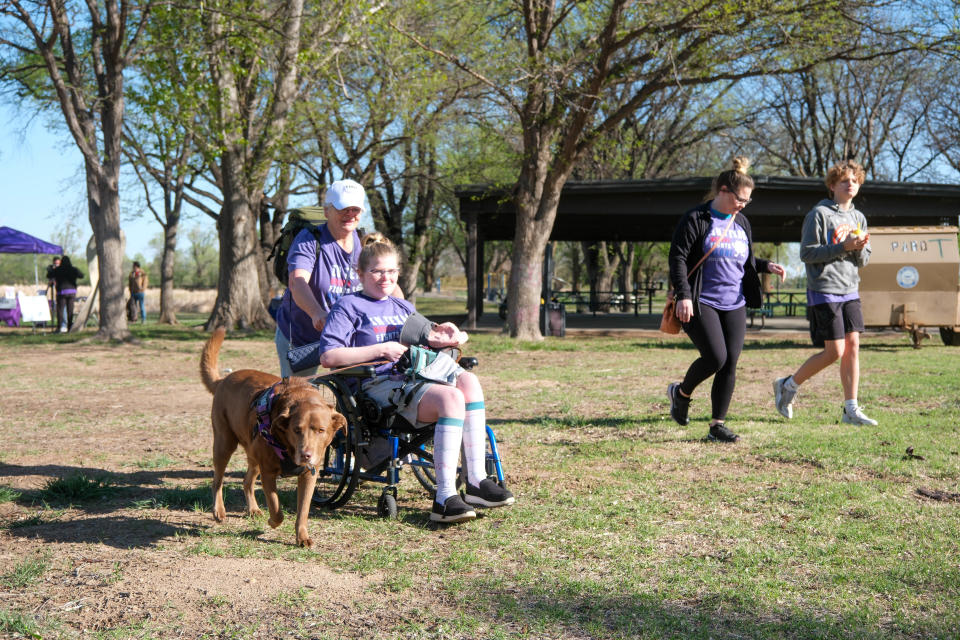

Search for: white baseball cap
xmin=324 ymin=179 xmax=366 ymax=211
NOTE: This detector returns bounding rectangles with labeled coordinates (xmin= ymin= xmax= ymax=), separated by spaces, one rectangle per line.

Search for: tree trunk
xmin=158 ymin=220 xmax=179 ymax=324
xmin=88 ymin=167 xmax=128 ymax=340
xmin=206 ymin=180 xmax=272 ymax=330
xmin=508 ymin=173 xmax=562 ymax=339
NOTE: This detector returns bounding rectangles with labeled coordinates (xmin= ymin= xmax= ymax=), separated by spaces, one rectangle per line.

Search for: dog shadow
xmin=5 ymin=513 xmax=204 ymax=548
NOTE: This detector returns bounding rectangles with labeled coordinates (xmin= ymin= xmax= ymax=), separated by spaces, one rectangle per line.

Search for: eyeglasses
xmin=721 ymin=187 xmax=752 ymax=205
xmin=369 ymin=268 xmax=400 ymax=278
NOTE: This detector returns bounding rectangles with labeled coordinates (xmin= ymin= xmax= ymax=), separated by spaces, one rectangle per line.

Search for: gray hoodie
xmin=800 ymin=198 xmax=871 ymax=295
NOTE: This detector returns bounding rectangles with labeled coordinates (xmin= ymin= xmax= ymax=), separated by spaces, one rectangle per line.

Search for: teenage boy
xmin=773 ymin=160 xmax=877 ymax=426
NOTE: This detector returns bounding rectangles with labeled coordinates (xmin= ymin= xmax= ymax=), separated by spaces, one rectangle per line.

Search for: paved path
xmin=469 ymin=311 xmax=812 ymax=339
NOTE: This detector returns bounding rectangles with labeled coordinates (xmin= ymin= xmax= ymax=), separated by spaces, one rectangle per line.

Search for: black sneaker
xmin=430 ymin=495 xmax=477 ymax=523
xmin=667 ymin=382 xmax=690 ymax=426
xmin=464 ymin=478 xmax=515 ymax=507
xmin=707 ymin=423 xmax=739 ymax=443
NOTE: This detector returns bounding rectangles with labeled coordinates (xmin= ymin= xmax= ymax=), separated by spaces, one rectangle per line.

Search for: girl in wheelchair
xmin=317 ymin=233 xmax=514 ymax=523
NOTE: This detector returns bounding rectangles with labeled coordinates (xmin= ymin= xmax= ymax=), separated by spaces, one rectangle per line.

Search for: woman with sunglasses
xmin=666 ymin=156 xmax=785 ymax=442
xmin=274 ymin=179 xmax=402 ymax=377
xmin=318 ymin=233 xmax=515 ymax=523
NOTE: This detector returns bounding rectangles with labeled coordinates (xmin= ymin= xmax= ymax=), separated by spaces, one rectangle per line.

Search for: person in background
xmin=46 ymin=256 xmax=60 ymax=290
xmin=773 ymin=160 xmax=876 ymax=426
xmin=51 ymin=255 xmax=83 ymax=333
xmin=46 ymin=256 xmax=63 ymax=326
xmin=666 ymin=156 xmax=785 ymax=443
xmin=274 ymin=179 xmax=401 ymax=377
xmin=318 ymin=234 xmax=515 ymax=523
xmin=128 ymin=261 xmax=148 ymax=323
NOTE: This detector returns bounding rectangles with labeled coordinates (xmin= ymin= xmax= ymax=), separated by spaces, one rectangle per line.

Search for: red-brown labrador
xmin=200 ymin=328 xmax=345 ymax=547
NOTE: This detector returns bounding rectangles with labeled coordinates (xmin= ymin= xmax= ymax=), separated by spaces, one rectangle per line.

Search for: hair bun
xmin=732 ymin=156 xmax=751 ymax=174
xmin=361 ymin=231 xmax=392 ymax=248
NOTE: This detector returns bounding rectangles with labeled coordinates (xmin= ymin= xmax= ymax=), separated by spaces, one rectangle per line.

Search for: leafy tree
xmin=286 ymin=8 xmax=477 ymax=301
xmin=123 ymin=4 xmax=207 ymax=324
xmin=174 ymin=225 xmax=218 ymax=289
xmin=400 ymin=0 xmax=940 ymax=339
xmin=190 ymin=0 xmax=310 ymax=329
xmin=0 ymin=0 xmax=154 ymax=339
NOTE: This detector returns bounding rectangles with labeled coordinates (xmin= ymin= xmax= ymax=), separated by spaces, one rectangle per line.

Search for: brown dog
xmin=200 ymin=327 xmax=346 ymax=547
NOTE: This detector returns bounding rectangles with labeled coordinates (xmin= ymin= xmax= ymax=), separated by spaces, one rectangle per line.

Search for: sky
xmin=1 ymin=103 xmax=161 ymax=260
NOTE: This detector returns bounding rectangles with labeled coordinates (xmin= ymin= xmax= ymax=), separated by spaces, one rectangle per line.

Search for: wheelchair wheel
xmin=408 ymin=434 xmax=439 ymax=495
xmin=377 ymin=489 xmax=398 ymax=519
xmin=312 ymin=427 xmax=360 ymax=509
xmin=409 ymin=440 xmax=475 ymax=495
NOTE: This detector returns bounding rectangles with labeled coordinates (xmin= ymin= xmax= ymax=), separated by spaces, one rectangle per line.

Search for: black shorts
xmin=810 ymin=299 xmax=865 ymax=342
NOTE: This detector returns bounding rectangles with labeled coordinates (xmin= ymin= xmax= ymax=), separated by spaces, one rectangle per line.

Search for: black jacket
xmin=668 ymin=203 xmax=771 ymax=315
xmin=51 ymin=263 xmax=83 ymax=293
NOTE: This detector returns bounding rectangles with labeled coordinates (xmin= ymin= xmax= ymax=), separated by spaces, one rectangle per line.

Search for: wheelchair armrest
xmin=459 ymin=356 xmax=478 ymax=371
xmin=329 ymin=364 xmax=377 ymax=379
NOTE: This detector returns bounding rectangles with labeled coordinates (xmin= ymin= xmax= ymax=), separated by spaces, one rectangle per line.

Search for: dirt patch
xmin=0 ymin=336 xmax=422 ymax=638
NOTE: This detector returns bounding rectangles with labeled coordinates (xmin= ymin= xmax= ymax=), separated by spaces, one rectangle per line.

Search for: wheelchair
xmin=307 ymin=355 xmax=508 ymax=519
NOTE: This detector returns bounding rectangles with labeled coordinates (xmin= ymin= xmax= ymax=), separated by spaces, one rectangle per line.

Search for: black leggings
xmin=680 ymin=304 xmax=746 ymax=422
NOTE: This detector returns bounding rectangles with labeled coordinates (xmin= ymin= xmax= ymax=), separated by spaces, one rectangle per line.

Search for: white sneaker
xmin=841 ymin=405 xmax=878 ymax=426
xmin=773 ymin=377 xmax=797 ymax=419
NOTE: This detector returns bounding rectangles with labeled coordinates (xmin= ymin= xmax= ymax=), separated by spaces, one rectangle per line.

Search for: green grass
xmin=0 ymin=486 xmax=21 ymax=503
xmin=39 ymin=473 xmax=117 ymax=504
xmin=134 ymin=454 xmax=177 ymax=469
xmin=1 ymin=330 xmax=959 ymax=639
xmin=413 ymin=294 xmax=468 ymax=317
xmin=0 ymin=609 xmax=43 ymax=639
xmin=1 ymin=555 xmax=48 ymax=589
xmin=132 ymin=486 xmax=213 ymax=511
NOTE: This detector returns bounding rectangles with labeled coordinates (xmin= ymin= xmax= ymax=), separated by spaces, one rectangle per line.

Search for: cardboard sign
xmin=860 ymin=226 xmax=960 ymax=327
xmin=18 ymin=295 xmax=52 ymax=323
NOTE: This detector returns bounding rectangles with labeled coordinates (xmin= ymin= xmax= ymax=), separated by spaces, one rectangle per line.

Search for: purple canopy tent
xmin=0 ymin=226 xmax=64 ymax=312
xmin=0 ymin=227 xmax=64 ymax=327
xmin=0 ymin=226 xmax=64 ymax=256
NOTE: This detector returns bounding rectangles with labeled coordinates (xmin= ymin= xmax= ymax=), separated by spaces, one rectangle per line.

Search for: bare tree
xmin=737 ymin=54 xmax=943 ymax=180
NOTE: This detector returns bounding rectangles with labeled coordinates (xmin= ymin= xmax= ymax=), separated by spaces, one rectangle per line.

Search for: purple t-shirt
xmin=699 ymin=210 xmax=749 ymax=311
xmin=318 ymin=293 xmax=414 ymax=376
xmin=275 ymin=224 xmax=362 ymax=345
xmin=807 ymin=289 xmax=859 ymax=305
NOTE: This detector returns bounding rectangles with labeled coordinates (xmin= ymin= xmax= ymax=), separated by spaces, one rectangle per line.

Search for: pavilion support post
xmin=465 ymin=210 xmax=479 ymax=329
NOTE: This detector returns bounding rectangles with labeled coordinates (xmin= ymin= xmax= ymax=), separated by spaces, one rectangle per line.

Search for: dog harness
xmin=251 ymin=381 xmax=314 ymax=478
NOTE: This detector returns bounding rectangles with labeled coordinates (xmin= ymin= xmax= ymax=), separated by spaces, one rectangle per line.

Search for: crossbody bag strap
xmin=685 ymin=212 xmax=738 ymax=280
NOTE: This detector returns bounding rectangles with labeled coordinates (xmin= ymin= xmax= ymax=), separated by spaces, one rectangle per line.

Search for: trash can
xmin=546 ymin=301 xmax=566 ymax=337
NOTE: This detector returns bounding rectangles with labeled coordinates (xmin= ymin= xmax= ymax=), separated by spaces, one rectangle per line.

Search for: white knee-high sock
xmin=433 ymin=417 xmax=464 ymax=504
xmin=463 ymin=401 xmax=488 ymax=486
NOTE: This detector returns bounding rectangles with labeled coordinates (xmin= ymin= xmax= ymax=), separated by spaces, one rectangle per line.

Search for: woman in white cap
xmin=275 ymin=179 xmax=401 ymax=377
